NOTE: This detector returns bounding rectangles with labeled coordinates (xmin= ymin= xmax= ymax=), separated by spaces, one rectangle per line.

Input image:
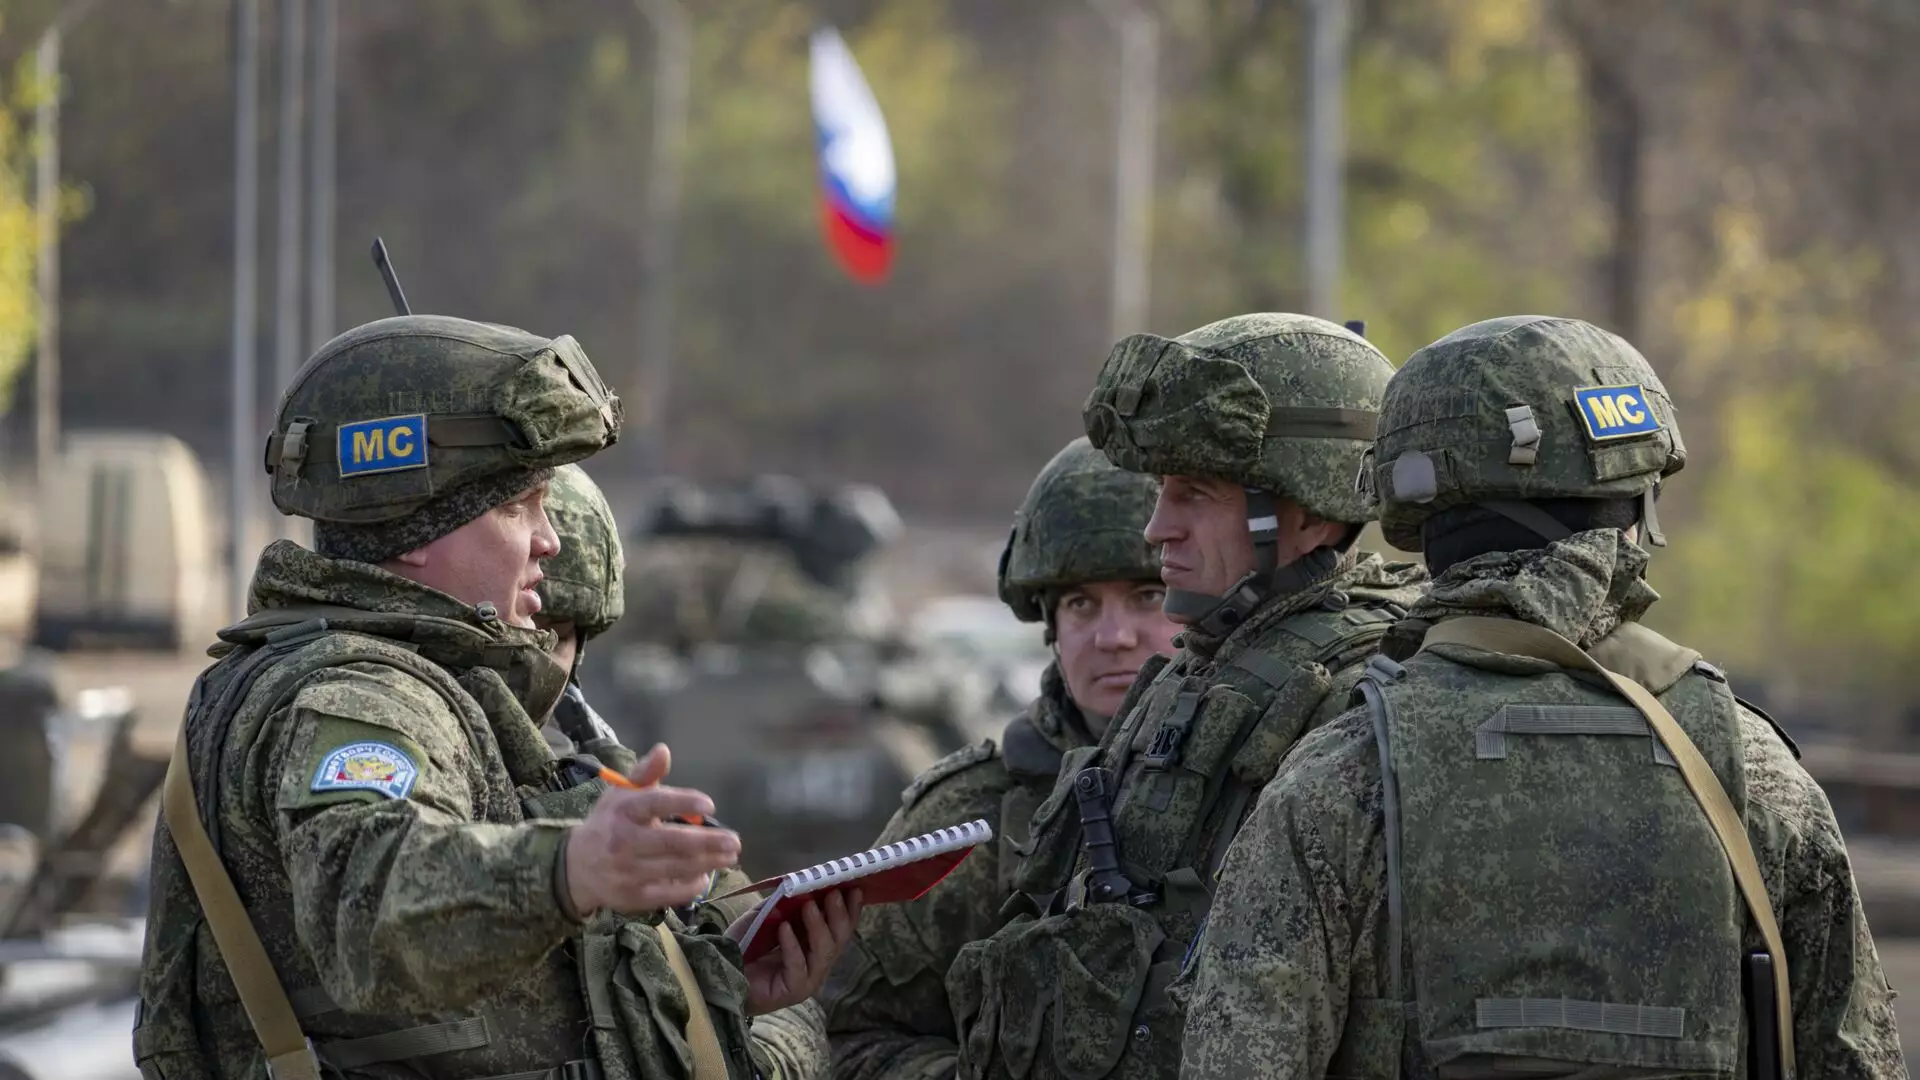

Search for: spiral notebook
xmin=711 ymin=818 xmax=993 ymax=962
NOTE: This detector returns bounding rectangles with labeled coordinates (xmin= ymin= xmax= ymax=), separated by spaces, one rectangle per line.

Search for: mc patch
xmin=1572 ymin=384 xmax=1662 ymax=442
xmin=311 ymin=741 xmax=419 ymax=800
xmin=337 ymin=414 xmax=428 ymax=477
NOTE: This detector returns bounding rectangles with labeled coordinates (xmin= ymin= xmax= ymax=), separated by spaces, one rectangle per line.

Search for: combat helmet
xmin=536 ymin=463 xmax=625 ymax=641
xmin=1083 ymin=313 xmax=1393 ymax=630
xmin=1370 ymin=315 xmax=1685 ymax=552
xmin=996 ymin=436 xmax=1160 ymax=635
xmin=263 ymin=314 xmax=621 ymax=561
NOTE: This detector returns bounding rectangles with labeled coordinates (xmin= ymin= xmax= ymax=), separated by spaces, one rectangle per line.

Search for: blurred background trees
xmin=1 ymin=0 xmax=1917 ymax=732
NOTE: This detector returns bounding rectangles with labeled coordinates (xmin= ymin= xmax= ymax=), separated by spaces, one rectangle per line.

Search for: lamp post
xmin=1303 ymin=0 xmax=1349 ymax=320
xmin=1090 ymin=0 xmax=1158 ymax=342
xmin=230 ymin=0 xmax=263 ymax=617
xmin=631 ymin=0 xmax=690 ymax=479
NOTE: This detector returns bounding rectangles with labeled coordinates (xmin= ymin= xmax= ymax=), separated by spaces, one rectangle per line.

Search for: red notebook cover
xmin=712 ymin=818 xmax=993 ymax=963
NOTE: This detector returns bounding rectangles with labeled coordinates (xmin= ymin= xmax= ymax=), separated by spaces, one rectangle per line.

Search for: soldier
xmin=824 ymin=436 xmax=1181 ymax=1080
xmin=137 ymin=315 xmax=857 ymax=1080
xmin=530 ymin=460 xmax=843 ymax=1078
xmin=1178 ymin=316 xmax=1907 ymax=1079
xmin=942 ymin=314 xmax=1430 ymax=1079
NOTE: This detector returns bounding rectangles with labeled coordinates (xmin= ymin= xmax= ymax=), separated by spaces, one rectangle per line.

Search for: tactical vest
xmin=136 ymin=610 xmax=752 ymax=1080
xmin=995 ymin=710 xmax=1081 ymax=897
xmin=950 ymin=587 xmax=1410 ymax=1080
xmin=1337 ymin=618 xmax=1773 ymax=1080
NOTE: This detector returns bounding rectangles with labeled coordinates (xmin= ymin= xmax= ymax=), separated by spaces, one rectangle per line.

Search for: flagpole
xmin=1091 ymin=0 xmax=1158 ymax=341
xmin=632 ymin=0 xmax=689 ymax=481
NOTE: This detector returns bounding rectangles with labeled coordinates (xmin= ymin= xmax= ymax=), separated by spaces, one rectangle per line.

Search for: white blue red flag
xmin=810 ymin=26 xmax=896 ymax=284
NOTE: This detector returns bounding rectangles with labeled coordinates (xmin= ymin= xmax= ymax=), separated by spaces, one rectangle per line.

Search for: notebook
xmin=710 ymin=818 xmax=994 ymax=962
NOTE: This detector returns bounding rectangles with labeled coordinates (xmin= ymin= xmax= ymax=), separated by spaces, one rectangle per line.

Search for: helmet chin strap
xmin=1163 ymin=488 xmax=1342 ymax=639
xmin=1480 ymin=484 xmax=1667 ymax=551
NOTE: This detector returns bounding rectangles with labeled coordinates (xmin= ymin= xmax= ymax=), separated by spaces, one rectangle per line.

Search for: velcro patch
xmin=338 ymin=414 xmax=428 ymax=477
xmin=1572 ymin=385 xmax=1661 ymax=442
xmin=311 ymin=741 xmax=419 ymax=800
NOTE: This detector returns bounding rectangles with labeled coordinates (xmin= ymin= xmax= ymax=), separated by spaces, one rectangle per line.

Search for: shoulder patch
xmin=311 ymin=741 xmax=419 ymax=800
xmin=1572 ymin=384 xmax=1662 ymax=442
xmin=338 ymin=414 xmax=428 ymax=477
xmin=900 ymin=738 xmax=999 ymax=810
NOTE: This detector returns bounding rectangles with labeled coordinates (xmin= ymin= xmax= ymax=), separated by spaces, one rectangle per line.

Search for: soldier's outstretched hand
xmin=731 ymin=887 xmax=863 ymax=1015
xmin=564 ymin=744 xmax=740 ymax=915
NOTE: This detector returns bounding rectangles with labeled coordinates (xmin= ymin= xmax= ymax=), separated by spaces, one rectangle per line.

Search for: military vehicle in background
xmin=582 ymin=475 xmax=988 ymax=880
xmin=31 ymin=431 xmax=221 ymax=653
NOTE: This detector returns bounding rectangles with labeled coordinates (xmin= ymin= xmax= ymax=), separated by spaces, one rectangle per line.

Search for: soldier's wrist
xmin=554 ymin=827 xmax=591 ymax=924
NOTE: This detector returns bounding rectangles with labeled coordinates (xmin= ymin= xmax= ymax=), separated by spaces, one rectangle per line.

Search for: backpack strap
xmin=1419 ymin=616 xmax=1795 ymax=1076
xmin=652 ymin=923 xmax=730 ymax=1080
xmin=162 ymin=721 xmax=322 ymax=1080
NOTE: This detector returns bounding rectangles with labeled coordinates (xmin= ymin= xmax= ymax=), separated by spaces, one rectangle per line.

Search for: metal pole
xmin=633 ymin=0 xmax=689 ymax=478
xmin=230 ymin=0 xmax=262 ymax=617
xmin=1304 ymin=0 xmax=1349 ymax=320
xmin=306 ymin=0 xmax=335 ymax=351
xmin=32 ymin=27 xmax=61 ymax=494
xmin=272 ymin=0 xmax=305 ymax=543
xmin=1092 ymin=0 xmax=1157 ymax=341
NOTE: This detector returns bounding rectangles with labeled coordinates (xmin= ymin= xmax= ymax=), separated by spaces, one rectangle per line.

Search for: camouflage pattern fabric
xmin=538 ymin=462 xmax=626 ymax=641
xmin=1367 ymin=315 xmax=1684 ymax=551
xmin=997 ymin=437 xmax=1162 ymax=624
xmin=134 ymin=542 xmax=778 ymax=1079
xmin=264 ymin=314 xmax=621 ymax=526
xmin=1083 ymin=313 xmax=1393 ymax=525
xmin=945 ymin=554 xmax=1429 ymax=1080
xmin=1177 ymin=531 xmax=1907 ymax=1079
xmin=825 ymin=662 xmax=1098 ymax=1080
xmin=622 ymin=536 xmax=852 ymax=648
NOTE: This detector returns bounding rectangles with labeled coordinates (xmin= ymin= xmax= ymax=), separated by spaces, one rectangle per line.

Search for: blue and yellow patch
xmin=337 ymin=414 xmax=428 ymax=477
xmin=1572 ymin=385 xmax=1662 ymax=442
xmin=311 ymin=741 xmax=419 ymax=800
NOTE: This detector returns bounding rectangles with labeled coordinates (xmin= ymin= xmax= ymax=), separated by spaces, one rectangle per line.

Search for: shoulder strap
xmin=162 ymin=635 xmax=490 ymax=1079
xmin=653 ymin=922 xmax=731 ymax=1080
xmin=1420 ymin=616 xmax=1795 ymax=1075
xmin=162 ymin=722 xmax=322 ymax=1080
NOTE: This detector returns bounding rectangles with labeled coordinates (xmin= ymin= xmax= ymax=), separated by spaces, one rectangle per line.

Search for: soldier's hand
xmin=731 ymin=887 xmax=863 ymax=1015
xmin=564 ymin=745 xmax=739 ymax=916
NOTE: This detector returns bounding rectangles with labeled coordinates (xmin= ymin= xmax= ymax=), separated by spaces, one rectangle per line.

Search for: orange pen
xmin=597 ymin=766 xmax=707 ymax=826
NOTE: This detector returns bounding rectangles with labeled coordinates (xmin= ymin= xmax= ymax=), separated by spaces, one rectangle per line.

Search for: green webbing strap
xmin=1420 ymin=616 xmax=1795 ymax=1076
xmin=1476 ymin=704 xmax=1677 ymax=765
xmin=268 ymin=414 xmax=516 ymax=469
xmin=162 ymin=725 xmax=322 ymax=1080
xmin=1476 ymin=997 xmax=1686 ymax=1039
xmin=315 ymin=1017 xmax=492 ymax=1069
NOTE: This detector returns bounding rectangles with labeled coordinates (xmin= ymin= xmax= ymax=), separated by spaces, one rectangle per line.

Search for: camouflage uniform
xmin=135 ymin=316 xmax=803 ymax=1080
xmin=943 ymin=315 xmax=1429 ymax=1080
xmin=825 ymin=437 xmax=1159 ymax=1080
xmin=1179 ymin=316 xmax=1906 ymax=1079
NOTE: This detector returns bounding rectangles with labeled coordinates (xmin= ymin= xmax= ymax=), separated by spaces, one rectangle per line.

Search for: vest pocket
xmin=949 ymin=903 xmax=1163 ymax=1080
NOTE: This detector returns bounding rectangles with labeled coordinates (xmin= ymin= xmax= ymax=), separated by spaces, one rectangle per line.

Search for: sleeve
xmin=265 ymin=661 xmax=581 ymax=1014
xmin=825 ymin=756 xmax=1013 ymax=1080
xmin=752 ymin=999 xmax=831 ymax=1080
xmin=1741 ymin=709 xmax=1908 ymax=1079
xmin=1178 ymin=717 xmax=1382 ymax=1080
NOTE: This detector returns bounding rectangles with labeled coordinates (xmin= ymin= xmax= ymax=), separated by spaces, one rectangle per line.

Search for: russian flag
xmin=810 ymin=27 xmax=896 ymax=285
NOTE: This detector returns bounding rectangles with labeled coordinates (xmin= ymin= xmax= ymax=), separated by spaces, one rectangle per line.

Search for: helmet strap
xmin=1479 ymin=499 xmax=1575 ymax=545
xmin=1165 ymin=545 xmax=1343 ymax=639
xmin=1640 ymin=485 xmax=1667 ymax=548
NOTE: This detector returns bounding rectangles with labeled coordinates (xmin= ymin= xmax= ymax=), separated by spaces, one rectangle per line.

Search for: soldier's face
xmin=1144 ymin=476 xmax=1258 ymax=611
xmin=1053 ymin=579 xmax=1180 ymax=725
xmin=388 ymin=483 xmax=561 ymax=628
